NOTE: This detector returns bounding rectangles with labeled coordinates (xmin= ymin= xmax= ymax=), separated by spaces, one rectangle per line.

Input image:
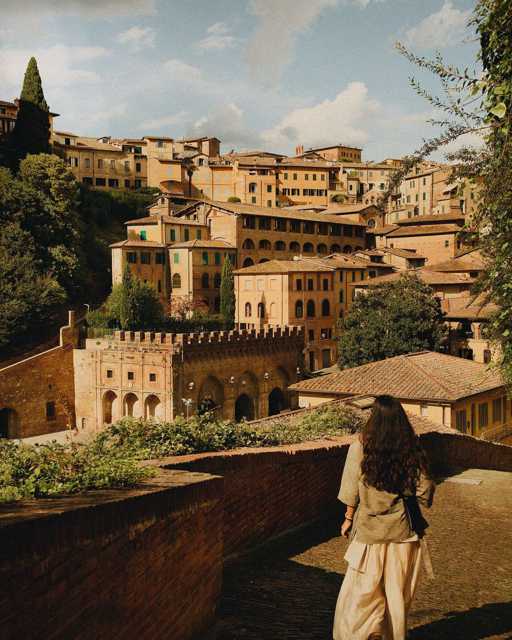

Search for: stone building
xmin=74 ymin=327 xmax=304 ymax=430
xmin=290 ymin=351 xmax=512 ymax=441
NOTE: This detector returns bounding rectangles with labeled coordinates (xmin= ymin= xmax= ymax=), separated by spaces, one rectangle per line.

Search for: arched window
xmin=242 ymin=238 xmax=255 ymax=250
xmin=331 ymin=244 xmax=341 ymax=253
xmin=242 ymin=257 xmax=254 ymax=267
xmin=201 ymin=273 xmax=209 ymax=288
xmin=259 ymin=239 xmax=271 ymax=250
xmin=343 ymin=245 xmax=352 ymax=254
xmin=245 ymin=302 xmax=252 ymax=317
xmin=303 ymin=242 xmax=314 ymax=253
xmin=248 ymin=182 xmax=257 ymax=193
xmin=213 ymin=273 xmax=221 ymax=288
xmin=318 ymin=243 xmax=328 ymax=254
xmin=275 ymin=240 xmax=286 ymax=251
xmin=306 ymin=300 xmax=316 ymax=317
xmin=295 ymin=300 xmax=303 ymax=318
xmin=172 ymin=273 xmax=181 ymax=288
xmin=257 ymin=302 xmax=265 ymax=318
xmin=321 ymin=299 xmax=330 ymax=316
xmin=202 ymin=251 xmax=208 ymax=265
xmin=290 ymin=241 xmax=301 ymax=252
xmin=367 ymin=218 xmax=376 ymax=228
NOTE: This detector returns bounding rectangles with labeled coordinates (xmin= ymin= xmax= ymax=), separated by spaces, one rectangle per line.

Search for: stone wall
xmin=0 ymin=311 xmax=80 ymax=438
xmin=0 ymin=469 xmax=223 ymax=640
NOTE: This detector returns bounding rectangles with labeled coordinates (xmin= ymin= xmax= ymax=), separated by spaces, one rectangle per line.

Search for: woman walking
xmin=333 ymin=395 xmax=435 ymax=640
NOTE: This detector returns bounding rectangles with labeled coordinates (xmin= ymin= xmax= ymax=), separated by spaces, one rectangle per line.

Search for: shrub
xmin=227 ymin=196 xmax=241 ymax=203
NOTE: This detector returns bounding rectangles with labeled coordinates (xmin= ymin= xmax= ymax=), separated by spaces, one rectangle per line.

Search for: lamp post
xmin=182 ymin=398 xmax=193 ymax=419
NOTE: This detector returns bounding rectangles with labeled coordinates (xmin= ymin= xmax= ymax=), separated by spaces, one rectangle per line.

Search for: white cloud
xmin=246 ymin=0 xmax=338 ymax=85
xmin=0 ymin=45 xmax=109 ymax=91
xmin=261 ymin=81 xmax=379 ymax=149
xmin=188 ymin=103 xmax=262 ymax=150
xmin=1 ymin=0 xmax=156 ymax=18
xmin=139 ymin=111 xmax=188 ymax=132
xmin=117 ymin=26 xmax=155 ymax=51
xmin=404 ymin=2 xmax=471 ymax=49
xmin=197 ymin=22 xmax=238 ymax=51
xmin=162 ymin=59 xmax=216 ymax=94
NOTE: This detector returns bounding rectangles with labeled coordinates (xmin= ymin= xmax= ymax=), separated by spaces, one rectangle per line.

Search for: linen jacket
xmin=338 ymin=439 xmax=435 ymax=544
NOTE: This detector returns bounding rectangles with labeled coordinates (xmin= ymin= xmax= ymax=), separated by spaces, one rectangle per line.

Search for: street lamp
xmin=182 ymin=398 xmax=193 ymax=419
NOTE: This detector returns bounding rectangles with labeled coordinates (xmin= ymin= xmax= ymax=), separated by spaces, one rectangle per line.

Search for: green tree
xmin=8 ymin=57 xmax=50 ymax=167
xmin=338 ymin=275 xmax=445 ymax=369
xmin=389 ymin=0 xmax=512 ymax=384
xmin=104 ymin=265 xmax=164 ymax=331
xmin=0 ymin=222 xmax=65 ymax=348
xmin=220 ymin=257 xmax=235 ymax=329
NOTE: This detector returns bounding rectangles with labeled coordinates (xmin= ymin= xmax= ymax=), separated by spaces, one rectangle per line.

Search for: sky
xmin=0 ymin=0 xmax=480 ymax=161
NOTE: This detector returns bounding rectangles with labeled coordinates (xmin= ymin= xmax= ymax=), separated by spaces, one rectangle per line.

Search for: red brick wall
xmin=0 ymin=470 xmax=223 ymax=640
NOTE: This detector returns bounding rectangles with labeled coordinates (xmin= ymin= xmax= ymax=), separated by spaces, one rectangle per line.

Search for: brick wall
xmin=0 ymin=469 xmax=223 ymax=640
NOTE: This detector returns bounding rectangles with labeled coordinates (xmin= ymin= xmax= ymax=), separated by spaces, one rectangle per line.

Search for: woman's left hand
xmin=341 ymin=519 xmax=352 ymax=538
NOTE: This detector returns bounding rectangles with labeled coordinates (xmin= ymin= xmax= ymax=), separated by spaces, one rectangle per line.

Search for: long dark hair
xmin=361 ymin=395 xmax=429 ymax=495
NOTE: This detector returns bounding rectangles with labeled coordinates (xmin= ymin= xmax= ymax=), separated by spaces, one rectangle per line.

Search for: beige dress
xmin=333 ymin=439 xmax=435 ymax=640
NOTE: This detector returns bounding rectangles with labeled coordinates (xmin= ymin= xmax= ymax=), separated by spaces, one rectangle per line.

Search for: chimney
xmin=295 ymin=144 xmax=304 ymax=156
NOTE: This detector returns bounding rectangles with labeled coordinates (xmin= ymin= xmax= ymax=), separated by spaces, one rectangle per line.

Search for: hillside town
xmin=1 ymin=1 xmax=512 ymax=639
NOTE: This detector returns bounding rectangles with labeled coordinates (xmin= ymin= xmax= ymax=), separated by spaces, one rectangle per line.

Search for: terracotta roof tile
xmin=387 ymin=224 xmax=461 ymax=237
xmin=289 ymin=351 xmax=503 ymax=402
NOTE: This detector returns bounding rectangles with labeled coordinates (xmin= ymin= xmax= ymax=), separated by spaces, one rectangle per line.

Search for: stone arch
xmin=102 ymin=390 xmax=118 ymax=425
xmin=275 ymin=240 xmax=286 ymax=251
xmin=172 ymin=273 xmax=182 ymax=287
xmin=144 ymin=394 xmax=162 ymax=420
xmin=331 ymin=243 xmax=341 ymax=253
xmin=235 ymin=394 xmax=255 ymax=422
xmin=343 ymin=245 xmax=353 ymax=254
xmin=303 ymin=242 xmax=314 ymax=253
xmin=0 ymin=408 xmax=19 ymax=439
xmin=317 ymin=243 xmax=328 ymax=254
xmin=242 ymin=257 xmax=254 ymax=267
xmin=242 ymin=238 xmax=255 ymax=250
xmin=259 ymin=239 xmax=271 ymax=250
xmin=123 ymin=392 xmax=140 ymax=418
xmin=268 ymin=387 xmax=286 ymax=416
xmin=259 ymin=258 xmax=269 ymax=263
xmin=290 ymin=241 xmax=301 ymax=252
xmin=198 ymin=376 xmax=224 ymax=415
xmin=245 ymin=302 xmax=252 ymax=317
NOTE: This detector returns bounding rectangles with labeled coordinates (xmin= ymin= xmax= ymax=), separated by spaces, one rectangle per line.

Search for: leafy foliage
xmin=338 ymin=274 xmax=445 ymax=368
xmin=220 ymin=257 xmax=235 ymax=329
xmin=6 ymin=57 xmax=50 ymax=168
xmin=388 ymin=0 xmax=512 ymax=386
xmin=90 ymin=404 xmax=363 ymax=461
xmin=0 ymin=439 xmax=153 ymax=503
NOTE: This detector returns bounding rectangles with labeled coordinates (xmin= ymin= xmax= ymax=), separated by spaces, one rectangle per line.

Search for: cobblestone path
xmin=217 ymin=469 xmax=512 ymax=640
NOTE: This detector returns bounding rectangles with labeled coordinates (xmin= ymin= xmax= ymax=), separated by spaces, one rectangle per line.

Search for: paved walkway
xmin=217 ymin=469 xmax=512 ymax=639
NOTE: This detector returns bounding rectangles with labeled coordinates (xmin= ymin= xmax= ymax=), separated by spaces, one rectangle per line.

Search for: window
xmin=267 ymin=200 xmax=272 ymax=207
xmin=170 ymin=229 xmax=176 ymax=242
xmin=173 ymin=253 xmax=179 ymax=264
xmin=293 ymin=173 xmax=297 ymax=180
xmin=110 ymin=159 xmax=116 ymax=169
xmin=127 ymin=371 xmax=135 ymax=381
xmin=140 ymin=230 xmax=147 ymax=241
xmin=95 ymin=178 xmax=106 ymax=186
xmin=157 ymin=280 xmax=162 ymax=293
xmin=201 ymin=273 xmax=209 ymax=288
xmin=352 ymin=272 xmax=356 ymax=282
xmin=85 ymin=158 xmax=91 ymax=169
xmin=308 ymin=329 xmax=315 ymax=341
xmin=136 ymin=162 xmax=141 ymax=173
xmin=478 ymin=402 xmax=489 ymax=428
xmin=196 ymin=229 xmax=202 ymax=240
xmin=444 ymin=240 xmax=449 ymax=248
xmin=307 ymin=278 xmax=314 ymax=291
xmin=155 ymin=252 xmax=165 ymax=265
xmin=295 ymin=300 xmax=303 ymax=318
xmin=420 ymin=405 xmax=428 ymax=417
xmin=64 ymin=137 xmax=70 ymax=145
xmin=313 ymin=174 xmax=317 ymax=181
xmin=140 ymin=252 xmax=151 ymax=264
xmin=82 ymin=177 xmax=93 ymax=185
xmin=322 ymin=279 xmax=329 ymax=291
xmin=214 ymin=252 xmax=221 ymax=265
xmin=257 ymin=302 xmax=265 ymax=318
xmin=251 ymin=196 xmax=256 ymax=204
xmin=98 ymin=159 xmax=104 ymax=169
xmin=214 ymin=273 xmax=221 ymax=288
xmin=249 ymin=182 xmax=257 ymax=193
xmin=184 ymin=228 xmax=190 ymax=241
xmin=306 ymin=300 xmax=316 ymax=317
xmin=245 ymin=302 xmax=252 ymax=317
xmin=202 ymin=252 xmax=209 ymax=265
xmin=456 ymin=409 xmax=467 ymax=432
xmin=321 ymin=299 xmax=330 ymax=316
xmin=106 ymin=369 xmax=113 ymax=378
xmin=339 ymin=290 xmax=344 ymax=303
xmin=149 ymin=373 xmax=157 ymax=382
xmin=198 ymin=158 xmax=204 ymax=166
xmin=108 ymin=178 xmax=119 ymax=188
xmin=493 ymin=398 xmax=502 ymax=423
xmin=296 ymin=279 xmax=303 ymax=290
xmin=172 ymin=273 xmax=181 ymax=287
xmin=339 ymin=271 xmax=344 ymax=282
xmin=46 ymin=401 xmax=56 ymax=421
xmin=135 ymin=179 xmax=142 ymax=189
xmin=127 ymin=252 xmax=137 ymax=264
xmin=124 ymin=179 xmax=131 ymax=188
xmin=267 ymin=184 xmax=272 ymax=193
xmin=290 ymin=220 xmax=301 ymax=233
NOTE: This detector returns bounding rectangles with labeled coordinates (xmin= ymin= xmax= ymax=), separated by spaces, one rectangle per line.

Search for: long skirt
xmin=333 ymin=538 xmax=429 ymax=640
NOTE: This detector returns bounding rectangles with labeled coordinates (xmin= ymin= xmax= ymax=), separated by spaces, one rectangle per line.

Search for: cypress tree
xmin=119 ymin=264 xmax=135 ymax=330
xmin=220 ymin=257 xmax=235 ymax=329
xmin=8 ymin=57 xmax=50 ymax=168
